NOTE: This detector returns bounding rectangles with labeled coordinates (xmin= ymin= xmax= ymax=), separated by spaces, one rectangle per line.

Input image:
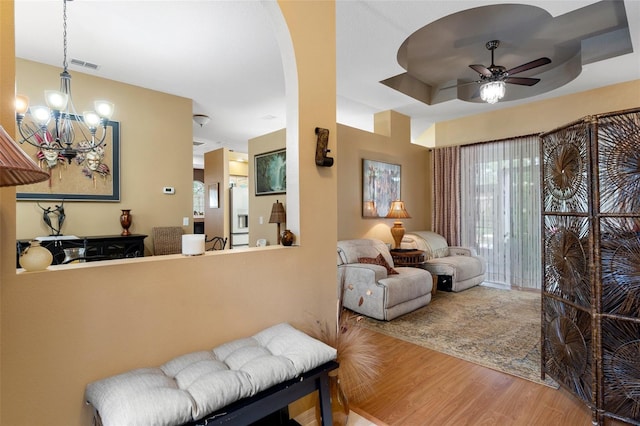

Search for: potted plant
xmin=305 ymin=273 xmax=381 ymax=425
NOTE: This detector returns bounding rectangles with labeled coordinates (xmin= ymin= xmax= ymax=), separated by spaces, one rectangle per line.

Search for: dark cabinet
xmin=17 ymin=234 xmax=147 ymax=267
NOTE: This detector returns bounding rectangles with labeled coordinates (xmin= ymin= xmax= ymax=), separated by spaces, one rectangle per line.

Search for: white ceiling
xmin=14 ymin=1 xmax=640 ymax=169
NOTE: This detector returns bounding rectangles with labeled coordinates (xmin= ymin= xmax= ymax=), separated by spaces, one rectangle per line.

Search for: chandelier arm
xmin=93 ymin=128 xmax=109 ymax=149
xmin=16 ymin=122 xmax=43 ymax=148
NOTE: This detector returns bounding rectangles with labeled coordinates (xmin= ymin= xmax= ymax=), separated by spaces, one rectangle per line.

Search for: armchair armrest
xmin=449 ymin=246 xmax=478 ymax=257
xmin=339 ymin=263 xmax=387 ymax=283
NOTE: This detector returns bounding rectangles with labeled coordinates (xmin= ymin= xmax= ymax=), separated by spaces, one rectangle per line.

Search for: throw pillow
xmin=358 ymin=253 xmax=398 ymax=275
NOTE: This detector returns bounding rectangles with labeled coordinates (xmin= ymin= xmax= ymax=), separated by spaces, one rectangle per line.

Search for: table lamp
xmin=386 ymin=200 xmax=411 ymax=249
xmin=269 ymin=200 xmax=286 ymax=244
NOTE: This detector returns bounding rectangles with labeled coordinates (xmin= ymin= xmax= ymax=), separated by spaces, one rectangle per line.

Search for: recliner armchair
xmin=337 ymin=239 xmax=433 ymax=321
xmin=402 ymin=231 xmax=486 ymax=292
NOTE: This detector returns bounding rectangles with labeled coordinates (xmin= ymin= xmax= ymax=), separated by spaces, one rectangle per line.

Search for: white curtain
xmin=460 ymin=135 xmax=541 ymax=289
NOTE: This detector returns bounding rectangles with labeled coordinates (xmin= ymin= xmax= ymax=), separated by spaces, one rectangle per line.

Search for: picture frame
xmin=362 ymin=159 xmax=401 ymax=218
xmin=254 ymin=148 xmax=286 ymax=196
xmin=208 ymin=182 xmax=219 ymax=209
xmin=16 ymin=120 xmax=121 ymax=201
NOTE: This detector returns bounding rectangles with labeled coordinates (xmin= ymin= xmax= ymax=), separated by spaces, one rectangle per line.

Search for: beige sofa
xmin=337 ymin=239 xmax=433 ymax=321
xmin=402 ymin=231 xmax=486 ymax=292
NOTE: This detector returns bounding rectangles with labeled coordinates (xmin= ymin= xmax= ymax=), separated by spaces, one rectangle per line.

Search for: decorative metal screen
xmin=541 ymin=108 xmax=640 ymax=425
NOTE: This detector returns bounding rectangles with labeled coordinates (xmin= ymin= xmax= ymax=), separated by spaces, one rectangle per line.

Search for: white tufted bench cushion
xmin=85 ymin=323 xmax=337 ymax=426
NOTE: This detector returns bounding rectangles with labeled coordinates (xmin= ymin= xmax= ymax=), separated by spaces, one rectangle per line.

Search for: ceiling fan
xmin=452 ymin=40 xmax=551 ymax=103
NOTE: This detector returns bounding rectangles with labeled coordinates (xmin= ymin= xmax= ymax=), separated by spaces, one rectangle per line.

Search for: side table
xmin=390 ymin=249 xmax=437 ymax=297
xmin=390 ymin=248 xmax=425 ymax=267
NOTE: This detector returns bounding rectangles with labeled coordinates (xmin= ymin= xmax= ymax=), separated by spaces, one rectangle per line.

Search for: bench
xmin=85 ymin=323 xmax=338 ymax=426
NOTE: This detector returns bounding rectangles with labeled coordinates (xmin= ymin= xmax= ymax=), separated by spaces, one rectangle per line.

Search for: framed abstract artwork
xmin=255 ymin=149 xmax=286 ymax=196
xmin=362 ymin=159 xmax=401 ymax=218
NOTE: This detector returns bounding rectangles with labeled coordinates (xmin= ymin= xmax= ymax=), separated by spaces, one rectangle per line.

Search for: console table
xmin=17 ymin=234 xmax=147 ymax=267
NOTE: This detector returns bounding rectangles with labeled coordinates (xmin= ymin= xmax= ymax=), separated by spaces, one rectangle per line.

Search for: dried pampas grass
xmin=305 ymin=310 xmax=381 ymax=404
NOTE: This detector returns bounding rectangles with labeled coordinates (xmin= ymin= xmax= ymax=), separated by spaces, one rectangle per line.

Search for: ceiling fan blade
xmin=507 ymin=57 xmax=551 ymax=75
xmin=469 ymin=64 xmax=492 ymax=78
xmin=440 ymin=80 xmax=478 ymax=90
xmin=504 ymin=77 xmax=541 ymax=86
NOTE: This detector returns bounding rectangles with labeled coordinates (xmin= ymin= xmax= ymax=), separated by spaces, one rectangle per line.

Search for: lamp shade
xmin=269 ymin=200 xmax=286 ymax=224
xmin=0 ymin=126 xmax=50 ymax=187
xmin=386 ymin=200 xmax=411 ymax=219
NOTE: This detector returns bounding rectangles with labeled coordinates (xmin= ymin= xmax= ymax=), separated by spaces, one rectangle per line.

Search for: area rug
xmin=359 ymin=285 xmax=558 ymax=388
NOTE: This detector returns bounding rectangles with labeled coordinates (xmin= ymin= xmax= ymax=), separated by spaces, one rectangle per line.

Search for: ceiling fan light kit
xmin=472 ymin=40 xmax=551 ymax=104
xmin=480 ymin=81 xmax=506 ymax=104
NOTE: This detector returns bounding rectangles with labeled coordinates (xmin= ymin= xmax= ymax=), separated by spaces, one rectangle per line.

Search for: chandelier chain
xmin=62 ymin=0 xmax=68 ymax=71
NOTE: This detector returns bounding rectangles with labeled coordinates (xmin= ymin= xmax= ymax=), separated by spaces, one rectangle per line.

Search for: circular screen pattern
xmin=600 ymin=115 xmax=640 ymax=213
xmin=547 ymin=316 xmax=588 ymax=376
xmin=611 ymin=340 xmax=640 ymax=403
xmin=604 ymin=138 xmax=640 ymax=193
xmin=545 ymin=143 xmax=584 ymax=201
xmin=547 ymin=228 xmax=587 ymax=295
xmin=609 ymin=241 xmax=640 ymax=287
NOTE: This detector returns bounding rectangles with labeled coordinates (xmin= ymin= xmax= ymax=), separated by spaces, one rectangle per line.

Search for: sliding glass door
xmin=460 ymin=136 xmax=541 ymax=289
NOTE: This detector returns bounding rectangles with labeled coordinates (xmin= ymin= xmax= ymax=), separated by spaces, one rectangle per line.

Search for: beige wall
xmin=204 ymin=148 xmax=229 ymax=242
xmin=249 ymin=128 xmax=287 ymax=246
xmin=427 ymin=80 xmax=640 ymax=147
xmin=229 ymin=159 xmax=248 ymax=176
xmin=15 ymin=59 xmax=194 ymax=255
xmin=0 ymin=0 xmax=15 ymax=417
xmin=1 ymin=2 xmax=338 ymax=425
xmin=337 ymin=111 xmax=432 ymax=244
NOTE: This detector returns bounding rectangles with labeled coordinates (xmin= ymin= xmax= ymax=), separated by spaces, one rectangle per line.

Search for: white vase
xmin=19 ymin=241 xmax=53 ymax=271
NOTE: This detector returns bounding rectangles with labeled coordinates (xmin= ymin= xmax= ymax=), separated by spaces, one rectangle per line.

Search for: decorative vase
xmin=315 ymin=371 xmax=349 ymax=425
xmin=281 ymin=229 xmax=294 ymax=246
xmin=120 ymin=209 xmax=132 ymax=236
xmin=19 ymin=241 xmax=53 ymax=271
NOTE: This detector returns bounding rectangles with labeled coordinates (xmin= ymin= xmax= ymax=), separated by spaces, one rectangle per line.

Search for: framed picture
xmin=362 ymin=159 xmax=401 ymax=218
xmin=17 ymin=120 xmax=121 ymax=201
xmin=254 ymin=148 xmax=286 ymax=196
xmin=208 ymin=182 xmax=219 ymax=209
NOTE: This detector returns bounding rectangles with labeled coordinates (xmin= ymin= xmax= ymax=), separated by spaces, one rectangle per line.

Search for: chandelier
xmin=480 ymin=81 xmax=506 ymax=104
xmin=15 ymin=0 xmax=114 ymax=163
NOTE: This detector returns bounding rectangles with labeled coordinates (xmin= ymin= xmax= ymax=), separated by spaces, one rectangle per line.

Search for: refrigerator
xmin=230 ymin=186 xmax=249 ymax=248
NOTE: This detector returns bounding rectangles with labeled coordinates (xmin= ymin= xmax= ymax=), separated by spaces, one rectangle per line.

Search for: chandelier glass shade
xmin=479 ymin=80 xmax=506 ymax=104
xmin=15 ymin=0 xmax=114 ymax=163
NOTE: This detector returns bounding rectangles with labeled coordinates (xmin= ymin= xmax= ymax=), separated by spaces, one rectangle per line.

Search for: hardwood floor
xmin=352 ymin=328 xmax=628 ymax=426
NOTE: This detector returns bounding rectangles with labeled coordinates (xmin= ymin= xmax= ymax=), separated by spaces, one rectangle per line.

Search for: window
xmin=460 ymin=136 xmax=541 ymax=289
xmin=193 ymin=180 xmax=205 ymax=217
